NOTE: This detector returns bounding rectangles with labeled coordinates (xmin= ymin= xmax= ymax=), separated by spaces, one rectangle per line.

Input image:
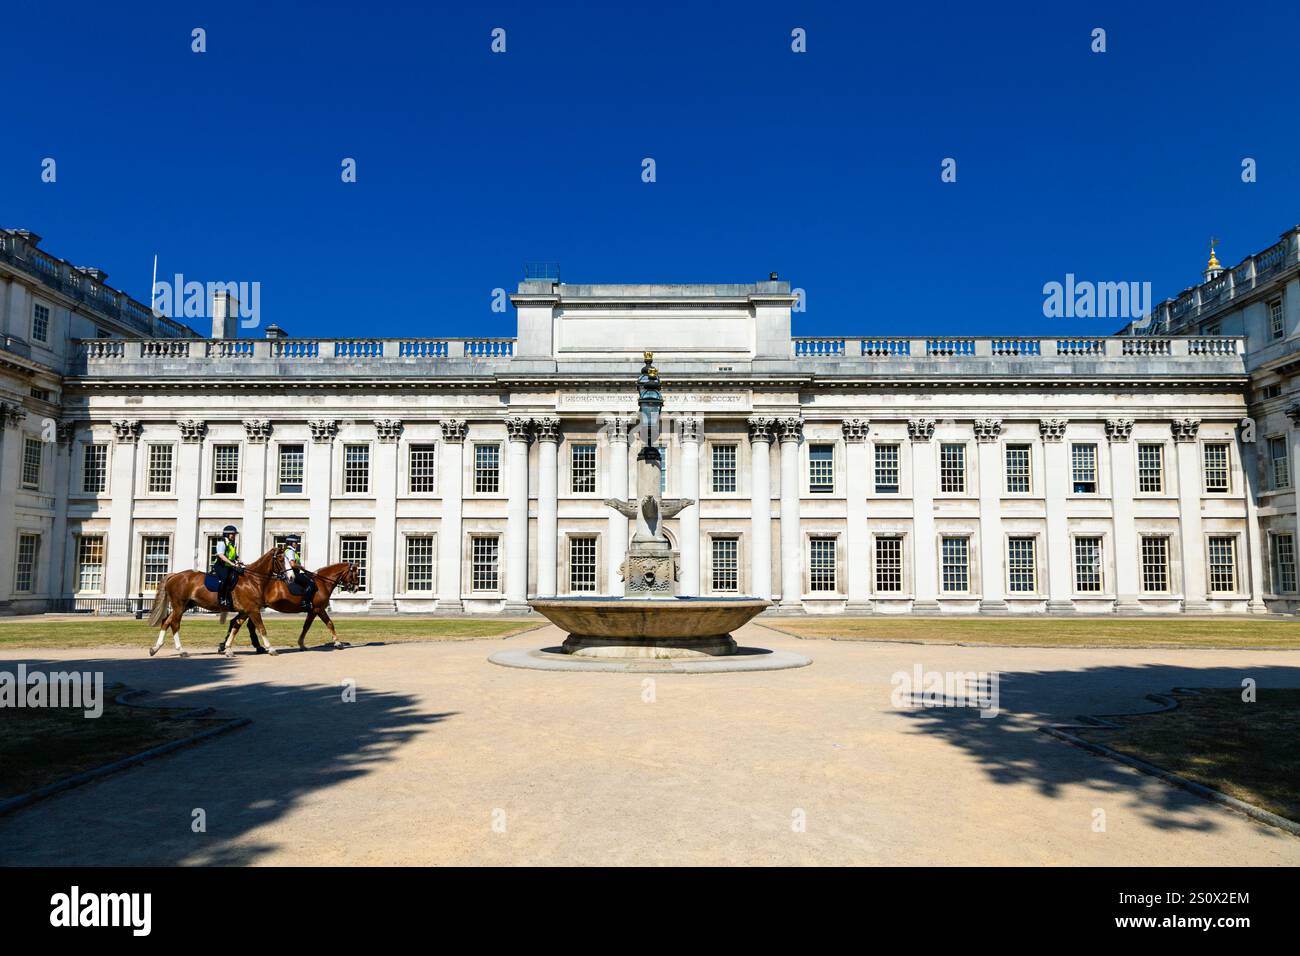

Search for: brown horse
xmin=221 ymin=563 xmax=362 ymax=653
xmin=147 ymin=547 xmax=286 ymax=657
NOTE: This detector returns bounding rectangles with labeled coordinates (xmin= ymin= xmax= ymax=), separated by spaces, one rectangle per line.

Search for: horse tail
xmin=148 ymin=582 xmax=171 ymax=628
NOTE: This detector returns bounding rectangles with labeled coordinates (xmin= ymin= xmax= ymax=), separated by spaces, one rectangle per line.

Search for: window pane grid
xmin=1007 ymin=537 xmax=1036 ymax=592
xmin=1270 ymin=299 xmax=1284 ymax=339
xmin=21 ymin=437 xmax=42 ymax=489
xmin=77 ymin=535 xmax=105 ymax=592
xmin=147 ymin=444 xmax=173 ymax=494
xmin=1071 ymin=443 xmax=1098 ymax=493
xmin=471 ymin=536 xmax=500 ymax=591
xmin=1005 ymin=445 xmax=1031 ymax=494
xmin=874 ymin=444 xmax=900 ymax=494
xmin=339 ymin=537 xmax=368 ymax=590
xmin=1141 ymin=536 xmax=1169 ymax=593
xmin=475 ymin=444 xmax=500 ymax=494
xmin=874 ymin=537 xmax=902 ymax=592
xmin=1203 ymin=443 xmax=1230 ymax=493
xmin=940 ymin=537 xmax=968 ymax=592
xmin=1074 ymin=537 xmax=1103 ymax=592
xmin=1269 ymin=437 xmax=1290 ymax=491
xmin=712 ymin=537 xmax=739 ymax=592
xmin=82 ymin=444 xmax=108 ymax=494
xmin=141 ymin=536 xmax=171 ymax=589
xmin=1137 ymin=443 xmax=1164 ymax=493
xmin=406 ymin=536 xmax=435 ymax=592
xmin=1208 ymin=536 xmax=1237 ymax=593
xmin=15 ymin=534 xmax=40 ymax=592
xmin=939 ymin=444 xmax=965 ymax=493
xmin=712 ymin=445 xmax=737 ymax=493
xmin=344 ymin=444 xmax=370 ymax=494
xmin=809 ymin=537 xmax=837 ymax=592
xmin=409 ymin=444 xmax=437 ymax=493
xmin=1273 ymin=535 xmax=1297 ymax=593
xmin=32 ymin=302 xmax=49 ymax=342
xmin=809 ymin=445 xmax=834 ymax=494
xmin=569 ymin=536 xmax=597 ymax=592
xmin=213 ymin=445 xmax=240 ymax=494
xmin=571 ymin=444 xmax=597 ymax=494
xmin=278 ymin=445 xmax=305 ymax=494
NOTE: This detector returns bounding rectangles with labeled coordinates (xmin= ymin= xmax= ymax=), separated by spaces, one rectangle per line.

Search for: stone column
xmin=676 ymin=416 xmax=703 ymax=596
xmin=1173 ymin=418 xmax=1210 ymax=611
xmin=534 ymin=416 xmax=561 ymax=596
xmin=1288 ymin=404 xmax=1300 ymax=567
xmin=438 ymin=420 xmax=467 ymax=610
xmin=974 ymin=419 xmax=1006 ymax=612
xmin=842 ymin=418 xmax=872 ymax=611
xmin=603 ymin=416 xmax=633 ymax=596
xmin=371 ymin=419 xmax=402 ymax=612
xmin=1237 ymin=420 xmax=1267 ymax=613
xmin=48 ymin=422 xmax=76 ymax=603
xmin=909 ymin=419 xmax=940 ymax=611
xmin=174 ymin=420 xmax=207 ymax=570
xmin=777 ymin=417 xmax=803 ymax=609
xmin=242 ymin=420 xmax=271 ymax=556
xmin=307 ymin=419 xmax=337 ymax=574
xmin=504 ymin=416 xmax=532 ymax=609
xmin=1106 ymin=419 xmax=1141 ymax=612
xmin=1040 ymin=418 xmax=1074 ymax=613
xmin=0 ymin=404 xmax=27 ymax=606
xmin=746 ymin=417 xmax=774 ymax=600
xmin=105 ymin=419 xmax=142 ymax=599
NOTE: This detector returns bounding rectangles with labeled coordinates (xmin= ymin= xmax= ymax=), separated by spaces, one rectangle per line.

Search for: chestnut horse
xmin=221 ymin=562 xmax=362 ymax=653
xmin=147 ymin=547 xmax=285 ymax=657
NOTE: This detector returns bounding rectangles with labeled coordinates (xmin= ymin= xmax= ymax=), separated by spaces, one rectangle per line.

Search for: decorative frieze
xmin=1039 ymin=418 xmax=1069 ymax=443
xmin=531 ymin=416 xmax=562 ymax=444
xmin=178 ymin=419 xmax=207 ymax=443
xmin=243 ymin=419 xmax=273 ymax=443
xmin=841 ymin=418 xmax=870 ymax=442
xmin=973 ymin=419 xmax=1002 ymax=443
xmin=309 ymin=419 xmax=339 ymax=444
xmin=776 ymin=417 xmax=803 ymax=444
xmin=439 ymin=419 xmax=468 ymax=443
xmin=1171 ymin=418 xmax=1201 ymax=443
xmin=746 ymin=416 xmax=775 ymax=444
xmin=1104 ymin=418 xmax=1134 ymax=443
xmin=374 ymin=419 xmax=403 ymax=443
xmin=111 ymin=419 xmax=142 ymax=444
xmin=675 ymin=416 xmax=703 ymax=444
xmin=907 ymin=418 xmax=935 ymax=442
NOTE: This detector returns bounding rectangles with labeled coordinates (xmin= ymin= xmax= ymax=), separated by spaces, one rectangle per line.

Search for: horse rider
xmin=211 ymin=525 xmax=244 ymax=610
xmin=283 ymin=534 xmax=316 ymax=611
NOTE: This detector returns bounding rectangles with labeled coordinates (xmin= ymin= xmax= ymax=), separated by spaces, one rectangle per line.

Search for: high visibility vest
xmin=285 ymin=547 xmax=300 ymax=566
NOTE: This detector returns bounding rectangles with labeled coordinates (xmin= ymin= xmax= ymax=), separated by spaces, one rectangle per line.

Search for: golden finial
xmin=1207 ymin=237 xmax=1221 ymax=271
xmin=643 ymin=350 xmax=654 ymax=363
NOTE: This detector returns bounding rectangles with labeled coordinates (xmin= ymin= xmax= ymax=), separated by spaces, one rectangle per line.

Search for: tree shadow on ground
xmin=0 ymin=650 xmax=453 ymax=865
xmin=894 ymin=661 xmax=1300 ymax=839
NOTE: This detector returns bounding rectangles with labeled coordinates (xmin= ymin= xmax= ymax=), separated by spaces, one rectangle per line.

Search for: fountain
xmin=528 ymin=352 xmax=770 ymax=659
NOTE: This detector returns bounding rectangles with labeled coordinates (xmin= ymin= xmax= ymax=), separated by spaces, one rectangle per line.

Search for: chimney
xmin=264 ymin=324 xmax=288 ymax=340
xmin=210 ymin=289 xmax=239 ymax=339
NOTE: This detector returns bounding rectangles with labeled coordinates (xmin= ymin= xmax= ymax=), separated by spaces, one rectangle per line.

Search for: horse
xmin=147 ymin=546 xmax=286 ymax=657
xmin=221 ymin=563 xmax=362 ymax=653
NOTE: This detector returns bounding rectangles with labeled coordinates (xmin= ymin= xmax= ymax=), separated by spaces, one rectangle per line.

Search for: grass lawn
xmin=1074 ymin=688 xmax=1300 ymax=823
xmin=0 ymin=616 xmax=543 ymax=650
xmin=0 ymin=695 xmax=215 ymax=800
xmin=760 ymin=617 xmax=1300 ymax=649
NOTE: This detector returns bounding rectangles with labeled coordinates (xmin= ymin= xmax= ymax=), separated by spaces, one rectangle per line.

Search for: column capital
xmin=111 ymin=419 xmax=142 ymax=444
xmin=309 ymin=419 xmax=339 ymax=444
xmin=776 ymin=417 xmax=803 ymax=444
xmin=746 ymin=416 xmax=775 ymax=444
xmin=1104 ymin=418 xmax=1134 ymax=443
xmin=531 ymin=416 xmax=562 ymax=443
xmin=675 ymin=416 xmax=703 ymax=444
xmin=439 ymin=419 xmax=468 ymax=443
xmin=1 ymin=402 xmax=24 ymax=429
xmin=600 ymin=415 xmax=636 ymax=443
xmin=973 ymin=418 xmax=1002 ymax=443
xmin=1039 ymin=418 xmax=1069 ymax=443
xmin=1171 ymin=418 xmax=1201 ymax=443
xmin=907 ymin=418 xmax=935 ymax=443
xmin=375 ymin=419 xmax=403 ymax=443
xmin=505 ymin=416 xmax=533 ymax=443
xmin=841 ymin=418 xmax=870 ymax=442
xmin=243 ymin=419 xmax=273 ymax=443
xmin=178 ymin=419 xmax=207 ymax=443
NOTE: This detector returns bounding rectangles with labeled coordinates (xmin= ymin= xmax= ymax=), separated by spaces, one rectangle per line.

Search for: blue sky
xmin=2 ymin=0 xmax=1297 ymax=339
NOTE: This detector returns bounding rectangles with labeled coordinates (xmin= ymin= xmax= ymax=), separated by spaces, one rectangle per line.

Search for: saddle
xmin=204 ymin=574 xmax=222 ymax=593
xmin=287 ymin=578 xmax=309 ymax=597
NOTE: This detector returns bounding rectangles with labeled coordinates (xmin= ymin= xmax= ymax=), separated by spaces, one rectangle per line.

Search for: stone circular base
xmin=561 ymin=634 xmax=737 ymax=658
xmin=488 ymin=645 xmax=812 ymax=674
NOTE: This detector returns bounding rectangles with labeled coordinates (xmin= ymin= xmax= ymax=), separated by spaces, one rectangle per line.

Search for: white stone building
xmin=2 ymin=224 xmax=1298 ymax=616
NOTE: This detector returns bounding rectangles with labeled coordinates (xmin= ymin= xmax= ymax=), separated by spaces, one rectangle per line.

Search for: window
xmin=1073 ymin=537 xmax=1103 ymax=593
xmin=1007 ymin=537 xmax=1036 ymax=593
xmin=14 ymin=534 xmax=39 ymax=592
xmin=658 ymin=444 xmax=669 ymax=494
xmin=712 ymin=537 xmax=739 ymax=592
xmin=1005 ymin=444 xmax=1031 ymax=494
xmin=1202 ymin=443 xmax=1230 ymax=494
xmin=471 ymin=536 xmax=499 ymax=591
xmin=569 ymin=536 xmax=598 ymax=592
xmin=712 ymin=444 xmax=737 ymax=493
xmin=278 ymin=445 xmax=304 ymax=494
xmin=808 ymin=444 xmax=834 ymax=494
xmin=21 ymin=437 xmax=42 ymax=490
xmin=1071 ymin=443 xmax=1098 ymax=494
xmin=940 ymin=537 xmax=969 ymax=592
xmin=409 ymin=444 xmax=437 ymax=493
xmin=82 ymin=444 xmax=108 ymax=494
xmin=271 ymin=533 xmax=306 ymax=562
xmin=1272 ymin=534 xmax=1297 ymax=593
xmin=76 ymin=535 xmax=105 ymax=592
xmin=1137 ymin=443 xmax=1164 ymax=493
xmin=212 ymin=444 xmax=240 ymax=494
xmin=1202 ymin=321 xmax=1221 ymax=336
xmin=1207 ymin=536 xmax=1237 ymax=593
xmin=32 ymin=302 xmax=49 ymax=343
xmin=343 ymin=444 xmax=370 ymax=494
xmin=1269 ymin=437 xmax=1290 ymax=490
xmin=1261 ymin=383 xmax=1282 ymax=400
xmin=809 ymin=537 xmax=837 ymax=592
xmin=874 ymin=537 xmax=903 ymax=592
xmin=474 ymin=444 xmax=500 ymax=494
xmin=206 ymin=535 xmax=230 ymax=570
xmin=405 ymin=536 xmax=435 ymax=592
xmin=939 ymin=443 xmax=965 ymax=493
xmin=1270 ymin=299 xmax=1285 ymax=340
xmin=338 ymin=536 xmax=368 ymax=590
xmin=1141 ymin=536 xmax=1169 ymax=593
xmin=874 ymin=444 xmax=900 ymax=494
xmin=147 ymin=444 xmax=174 ymax=494
xmin=30 ymin=386 xmax=51 ymax=402
xmin=571 ymin=443 xmax=597 ymax=494
xmin=141 ymin=536 xmax=171 ymax=589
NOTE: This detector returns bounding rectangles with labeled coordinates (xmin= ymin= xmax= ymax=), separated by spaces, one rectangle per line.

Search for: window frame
xmin=569 ymin=443 xmax=598 ymax=496
xmin=567 ymin=534 xmax=599 ymax=593
xmin=1072 ymin=535 xmax=1104 ymax=594
xmin=1206 ymin=535 xmax=1239 ymax=595
xmin=211 ymin=443 xmax=241 ymax=496
xmin=337 ymin=534 xmax=370 ymax=592
xmin=873 ymin=442 xmax=900 ymax=495
xmin=81 ymin=443 xmax=109 ymax=495
xmin=469 ymin=534 xmax=501 ymax=593
xmin=1136 ymin=442 xmax=1165 ymax=495
xmin=1139 ymin=535 xmax=1171 ymax=594
xmin=1070 ymin=442 xmax=1099 ymax=495
xmin=1202 ymin=442 xmax=1231 ymax=495
xmin=1268 ymin=436 xmax=1290 ymax=491
xmin=1271 ymin=533 xmax=1297 ymax=594
xmin=939 ymin=535 xmax=971 ymax=594
xmin=873 ymin=535 xmax=904 ymax=594
xmin=473 ymin=443 xmax=502 ymax=495
xmin=938 ymin=443 xmax=967 ymax=495
xmin=75 ymin=533 xmax=106 ymax=594
xmin=407 ymin=443 xmax=438 ymax=495
xmin=32 ymin=301 xmax=51 ymax=344
xmin=404 ymin=534 xmax=436 ymax=593
xmin=343 ymin=442 xmax=372 ymax=496
xmin=146 ymin=442 xmax=175 ymax=495
xmin=807 ymin=535 xmax=839 ymax=594
xmin=1005 ymin=535 xmax=1038 ymax=594
xmin=711 ymin=443 xmax=738 ymax=495
xmin=807 ymin=443 xmax=835 ymax=495
xmin=14 ymin=532 xmax=40 ymax=593
xmin=1004 ymin=443 xmax=1032 ymax=495
xmin=277 ymin=443 xmax=306 ymax=495
xmin=21 ymin=436 xmax=42 ymax=491
xmin=710 ymin=535 xmax=740 ymax=593
xmin=1269 ymin=298 xmax=1285 ymax=340
xmin=139 ymin=534 xmax=172 ymax=590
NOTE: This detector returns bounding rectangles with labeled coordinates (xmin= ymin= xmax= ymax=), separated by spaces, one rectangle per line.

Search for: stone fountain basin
xmin=529 ymin=596 xmax=770 ymax=657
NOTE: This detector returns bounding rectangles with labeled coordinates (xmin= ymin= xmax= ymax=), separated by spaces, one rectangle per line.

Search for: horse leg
xmin=151 ymin=602 xmax=183 ymax=657
xmin=150 ymin=628 xmax=166 ymax=657
xmin=220 ymin=613 xmax=245 ymax=658
xmin=318 ymin=608 xmax=348 ymax=649
xmin=251 ymin=611 xmax=277 ymax=656
xmin=298 ymin=611 xmax=315 ymax=650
